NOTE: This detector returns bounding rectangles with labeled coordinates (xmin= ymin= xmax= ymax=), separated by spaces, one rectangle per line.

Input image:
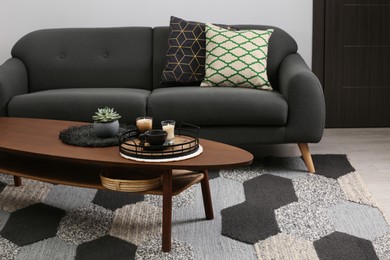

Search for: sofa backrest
xmin=12 ymin=27 xmax=153 ymax=92
xmin=153 ymin=27 xmax=170 ymax=90
xmin=12 ymin=25 xmax=298 ymax=93
xmin=152 ymin=25 xmax=298 ymax=90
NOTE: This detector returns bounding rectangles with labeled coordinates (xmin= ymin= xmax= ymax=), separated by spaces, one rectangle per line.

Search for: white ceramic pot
xmin=93 ymin=120 xmax=119 ymax=138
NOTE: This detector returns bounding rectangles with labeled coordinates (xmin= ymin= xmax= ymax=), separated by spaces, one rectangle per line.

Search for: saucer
xmin=141 ymin=140 xmax=171 ymax=151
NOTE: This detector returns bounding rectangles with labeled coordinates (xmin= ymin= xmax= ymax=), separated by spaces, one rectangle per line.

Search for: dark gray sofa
xmin=0 ymin=25 xmax=325 ymax=172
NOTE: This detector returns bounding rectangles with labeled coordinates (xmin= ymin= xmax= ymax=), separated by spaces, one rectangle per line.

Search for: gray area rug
xmin=0 ymin=154 xmax=389 ymax=259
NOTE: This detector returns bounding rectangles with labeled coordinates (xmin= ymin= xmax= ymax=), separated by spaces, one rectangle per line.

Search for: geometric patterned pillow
xmin=160 ymin=17 xmax=234 ymax=87
xmin=200 ymin=23 xmax=273 ymax=90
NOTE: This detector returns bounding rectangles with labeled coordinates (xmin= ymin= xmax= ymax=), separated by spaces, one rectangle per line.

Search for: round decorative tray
xmin=100 ymin=170 xmax=162 ymax=192
xmin=119 ymin=123 xmax=201 ymax=161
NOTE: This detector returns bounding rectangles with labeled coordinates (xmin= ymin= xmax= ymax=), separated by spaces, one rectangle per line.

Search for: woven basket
xmin=100 ymin=170 xmax=162 ymax=192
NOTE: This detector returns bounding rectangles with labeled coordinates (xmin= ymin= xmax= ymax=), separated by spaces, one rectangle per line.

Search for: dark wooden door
xmin=316 ymin=0 xmax=390 ymax=127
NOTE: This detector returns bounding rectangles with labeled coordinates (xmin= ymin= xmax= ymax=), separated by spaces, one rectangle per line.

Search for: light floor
xmin=244 ymin=128 xmax=390 ymax=218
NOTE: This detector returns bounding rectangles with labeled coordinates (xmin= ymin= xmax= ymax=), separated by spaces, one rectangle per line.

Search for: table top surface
xmin=0 ymin=117 xmax=253 ymax=170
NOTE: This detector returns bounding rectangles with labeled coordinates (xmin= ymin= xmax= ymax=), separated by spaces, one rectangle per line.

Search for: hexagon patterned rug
xmin=0 ymin=154 xmax=389 ymax=259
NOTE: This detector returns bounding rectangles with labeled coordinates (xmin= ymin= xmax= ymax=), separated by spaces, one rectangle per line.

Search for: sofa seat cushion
xmin=8 ymin=88 xmax=150 ymax=123
xmin=147 ymin=87 xmax=287 ymax=126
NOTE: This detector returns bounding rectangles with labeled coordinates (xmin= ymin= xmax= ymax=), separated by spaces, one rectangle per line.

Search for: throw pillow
xmin=160 ymin=16 xmax=234 ymax=87
xmin=200 ymin=23 xmax=273 ymax=90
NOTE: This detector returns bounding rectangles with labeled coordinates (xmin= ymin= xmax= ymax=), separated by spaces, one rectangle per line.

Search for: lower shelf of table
xmin=0 ymin=151 xmax=204 ymax=196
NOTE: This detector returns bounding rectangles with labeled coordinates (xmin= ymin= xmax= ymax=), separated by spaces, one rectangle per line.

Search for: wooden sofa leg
xmin=298 ymin=143 xmax=315 ymax=173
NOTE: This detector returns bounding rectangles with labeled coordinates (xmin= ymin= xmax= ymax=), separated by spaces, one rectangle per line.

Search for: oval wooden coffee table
xmin=0 ymin=117 xmax=253 ymax=252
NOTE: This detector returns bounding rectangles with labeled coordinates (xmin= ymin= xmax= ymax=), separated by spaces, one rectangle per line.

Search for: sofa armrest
xmin=0 ymin=58 xmax=28 ymax=116
xmin=279 ymin=53 xmax=325 ymax=143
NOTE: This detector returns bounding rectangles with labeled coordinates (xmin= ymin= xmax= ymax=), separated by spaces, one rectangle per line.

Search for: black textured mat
xmin=59 ymin=124 xmax=135 ymax=147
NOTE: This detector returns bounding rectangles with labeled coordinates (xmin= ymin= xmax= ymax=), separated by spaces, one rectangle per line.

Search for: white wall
xmin=0 ymin=0 xmax=312 ymax=66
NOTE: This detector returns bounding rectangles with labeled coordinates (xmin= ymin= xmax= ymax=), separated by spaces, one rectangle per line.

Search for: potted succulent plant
xmin=92 ymin=106 xmax=121 ymax=138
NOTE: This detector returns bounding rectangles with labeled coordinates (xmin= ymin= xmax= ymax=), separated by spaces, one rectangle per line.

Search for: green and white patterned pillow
xmin=201 ymin=23 xmax=273 ymax=90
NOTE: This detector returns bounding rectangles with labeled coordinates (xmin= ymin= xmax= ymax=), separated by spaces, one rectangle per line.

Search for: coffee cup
xmin=139 ymin=129 xmax=167 ymax=146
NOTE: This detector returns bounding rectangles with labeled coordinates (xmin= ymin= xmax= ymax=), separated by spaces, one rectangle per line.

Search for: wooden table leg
xmin=200 ymin=169 xmax=214 ymax=220
xmin=162 ymin=169 xmax=173 ymax=252
xmin=13 ymin=176 xmax=22 ymax=187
